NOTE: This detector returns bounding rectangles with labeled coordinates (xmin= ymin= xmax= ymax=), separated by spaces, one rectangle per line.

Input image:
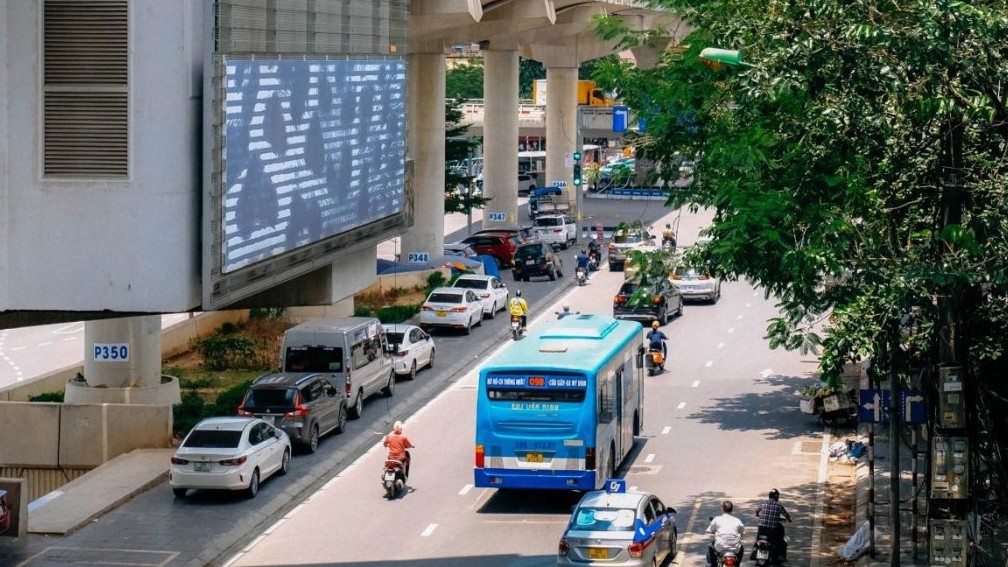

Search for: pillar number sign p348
xmin=93 ymin=343 xmax=129 ymax=362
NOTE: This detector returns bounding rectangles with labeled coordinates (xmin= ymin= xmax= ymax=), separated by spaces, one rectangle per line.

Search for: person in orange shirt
xmin=383 ymin=420 xmax=414 ymax=477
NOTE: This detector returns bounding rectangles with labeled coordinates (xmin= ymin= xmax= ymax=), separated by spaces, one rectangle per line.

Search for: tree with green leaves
xmin=594 ymin=0 xmax=1008 ymax=544
xmin=444 ymin=99 xmax=488 ymax=215
xmin=446 ymin=59 xmax=484 ymax=99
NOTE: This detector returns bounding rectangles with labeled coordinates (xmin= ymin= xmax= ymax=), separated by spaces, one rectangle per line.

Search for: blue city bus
xmin=474 ymin=314 xmax=645 ymax=490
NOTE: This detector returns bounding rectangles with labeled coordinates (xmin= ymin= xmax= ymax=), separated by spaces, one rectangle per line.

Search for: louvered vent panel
xmin=43 ymin=0 xmax=127 ymax=84
xmin=43 ymin=0 xmax=128 ymax=177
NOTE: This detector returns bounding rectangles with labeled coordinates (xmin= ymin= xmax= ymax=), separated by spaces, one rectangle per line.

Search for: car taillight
xmin=699 ymin=274 xmax=711 ymax=280
xmin=558 ymin=540 xmax=570 ymax=556
xmin=237 ymin=408 xmax=253 ymax=417
xmin=451 ymin=306 xmax=467 ymax=313
xmin=285 ymin=396 xmax=309 ymax=418
xmin=585 ymin=447 xmax=595 ymax=470
xmin=628 ymin=541 xmax=644 ymax=558
xmin=614 ymin=296 xmax=625 ymax=304
xmin=671 ymin=274 xmax=682 ymax=280
xmin=652 ymin=295 xmax=663 ymax=304
xmin=421 ymin=305 xmax=434 ymax=311
xmin=219 ymin=456 xmax=247 ymax=466
xmin=171 ymin=457 xmax=189 ymax=465
xmin=480 ymin=293 xmax=490 ymax=298
xmin=475 ymin=444 xmax=485 ymax=468
xmin=397 ymin=350 xmax=408 ymax=357
xmin=345 ymin=375 xmax=352 ymax=398
xmin=553 ymin=228 xmax=562 ymax=233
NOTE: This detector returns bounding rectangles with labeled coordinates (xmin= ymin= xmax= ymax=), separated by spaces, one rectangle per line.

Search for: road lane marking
xmin=679 ymin=499 xmax=704 ymax=559
xmin=661 ymin=426 xmax=671 ymax=435
xmin=810 ymin=432 xmax=831 ymax=567
xmin=716 ymin=342 xmax=724 ymax=349
xmin=645 ymin=453 xmax=655 ymax=463
xmin=459 ymin=484 xmax=473 ymax=496
xmin=10 ymin=346 xmax=27 ymax=351
xmin=62 ymin=337 xmax=77 ymax=342
xmin=736 ymin=314 xmax=744 ymax=320
xmin=284 ymin=503 xmax=306 ymax=518
xmin=264 ymin=518 xmax=286 ymax=535
xmin=243 ymin=534 xmax=266 ymax=552
xmin=704 ymin=360 xmax=712 ymax=368
xmin=676 ymin=402 xmax=686 ymax=410
xmin=745 ymin=302 xmax=752 ymax=308
xmin=37 ymin=341 xmax=53 ymax=347
xmin=727 ymin=327 xmax=735 ymax=333
xmin=691 ymin=380 xmax=700 ymax=388
xmin=760 ymin=368 xmax=773 ymax=378
xmin=421 ymin=523 xmax=438 ymax=537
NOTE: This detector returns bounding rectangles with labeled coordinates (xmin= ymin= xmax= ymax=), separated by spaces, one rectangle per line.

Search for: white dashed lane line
xmin=676 ymin=402 xmax=686 ymax=410
xmin=459 ymin=484 xmax=473 ymax=496
xmin=661 ymin=426 xmax=672 ymax=435
xmin=421 ymin=524 xmax=438 ymax=537
xmin=691 ymin=380 xmax=700 ymax=388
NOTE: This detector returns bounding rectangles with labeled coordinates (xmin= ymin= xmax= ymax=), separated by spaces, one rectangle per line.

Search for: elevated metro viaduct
xmin=0 ymin=0 xmax=682 ymax=403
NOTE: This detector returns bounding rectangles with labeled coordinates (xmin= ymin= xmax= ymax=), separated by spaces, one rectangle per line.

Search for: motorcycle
xmin=576 ymin=266 xmax=587 ymax=286
xmin=751 ymin=521 xmax=790 ymax=565
xmin=645 ymin=346 xmax=665 ymax=376
xmin=587 ymin=250 xmax=601 ymax=271
xmin=712 ymin=547 xmax=743 ymax=567
xmin=382 ymin=452 xmax=409 ymax=498
xmin=510 ymin=314 xmax=525 ymax=340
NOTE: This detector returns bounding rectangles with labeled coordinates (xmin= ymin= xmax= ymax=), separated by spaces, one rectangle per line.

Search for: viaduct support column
xmin=64 ymin=315 xmax=180 ymax=405
xmin=544 ymin=66 xmax=579 ymax=216
xmin=402 ymin=47 xmax=446 ymax=262
xmin=482 ymin=46 xmax=519 ymax=229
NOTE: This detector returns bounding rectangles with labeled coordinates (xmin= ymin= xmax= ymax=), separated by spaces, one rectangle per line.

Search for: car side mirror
xmin=275 ymin=429 xmax=284 ymax=439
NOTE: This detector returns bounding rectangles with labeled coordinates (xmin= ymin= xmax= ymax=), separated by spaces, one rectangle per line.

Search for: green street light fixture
xmin=698 ymin=47 xmax=748 ymax=69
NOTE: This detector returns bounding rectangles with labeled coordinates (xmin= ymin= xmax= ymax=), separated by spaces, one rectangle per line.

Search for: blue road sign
xmin=638 ymin=117 xmax=647 ymax=133
xmin=900 ymin=389 xmax=926 ymax=424
xmin=613 ymin=106 xmax=629 ymax=133
xmin=859 ymin=389 xmax=891 ymax=423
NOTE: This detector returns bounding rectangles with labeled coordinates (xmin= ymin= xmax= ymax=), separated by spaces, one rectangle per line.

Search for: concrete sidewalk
xmin=854 ymin=423 xmax=929 ymax=566
xmin=26 ymin=448 xmax=174 ymax=535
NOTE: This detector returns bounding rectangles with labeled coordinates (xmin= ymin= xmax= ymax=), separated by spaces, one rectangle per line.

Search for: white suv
xmin=532 ymin=214 xmax=577 ymax=249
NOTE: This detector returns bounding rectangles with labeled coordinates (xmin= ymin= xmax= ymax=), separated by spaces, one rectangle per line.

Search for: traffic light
xmin=573 ymin=151 xmax=583 ymax=186
xmin=573 ymin=151 xmax=582 ymax=161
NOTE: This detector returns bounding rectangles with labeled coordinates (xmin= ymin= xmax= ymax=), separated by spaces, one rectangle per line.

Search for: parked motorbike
xmin=576 ymin=266 xmax=587 ymax=286
xmin=510 ymin=314 xmax=525 ymax=340
xmin=382 ymin=453 xmax=409 ymax=498
xmin=645 ymin=346 xmax=665 ymax=375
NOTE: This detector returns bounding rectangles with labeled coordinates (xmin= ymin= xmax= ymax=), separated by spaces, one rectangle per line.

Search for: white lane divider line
xmin=10 ymin=346 xmax=27 ymax=351
xmin=717 ymin=342 xmax=724 ymax=349
xmin=736 ymin=314 xmax=744 ymax=320
xmin=37 ymin=341 xmax=52 ymax=347
xmin=645 ymin=453 xmax=655 ymax=463
xmin=264 ymin=518 xmax=286 ymax=535
xmin=726 ymin=327 xmax=735 ymax=333
xmin=691 ymin=380 xmax=700 ymax=388
xmin=704 ymin=360 xmax=713 ymax=368
xmin=745 ymin=302 xmax=752 ymax=308
xmin=676 ymin=402 xmax=686 ymax=410
xmin=285 ymin=503 xmax=306 ymax=519
xmin=459 ymin=484 xmax=473 ymax=496
xmin=421 ymin=523 xmax=438 ymax=537
xmin=760 ymin=368 xmax=773 ymax=378
xmin=810 ymin=432 xmax=831 ymax=567
xmin=662 ymin=426 xmax=672 ymax=435
xmin=243 ymin=534 xmax=266 ymax=552
xmin=62 ymin=337 xmax=77 ymax=342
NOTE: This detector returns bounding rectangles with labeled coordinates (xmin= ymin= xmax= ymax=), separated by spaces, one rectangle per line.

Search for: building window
xmin=43 ymin=0 xmax=128 ymax=177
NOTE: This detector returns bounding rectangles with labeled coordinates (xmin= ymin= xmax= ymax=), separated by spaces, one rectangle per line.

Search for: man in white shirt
xmin=706 ymin=500 xmax=745 ymax=566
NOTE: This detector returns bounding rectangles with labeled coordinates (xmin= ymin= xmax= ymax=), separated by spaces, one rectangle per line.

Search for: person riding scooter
xmin=646 ymin=321 xmax=668 ymax=359
xmin=706 ymin=500 xmax=745 ymax=566
xmin=587 ymin=239 xmax=602 ymax=269
xmin=752 ymin=489 xmax=792 ymax=562
xmin=383 ymin=420 xmax=414 ymax=478
xmin=575 ymin=250 xmax=590 ymax=284
xmin=662 ymin=223 xmax=677 ymax=249
xmin=508 ymin=290 xmax=529 ymax=331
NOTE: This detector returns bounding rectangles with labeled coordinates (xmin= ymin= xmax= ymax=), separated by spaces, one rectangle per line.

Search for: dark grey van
xmin=238 ymin=373 xmax=347 ymax=453
xmin=279 ymin=317 xmax=395 ymax=419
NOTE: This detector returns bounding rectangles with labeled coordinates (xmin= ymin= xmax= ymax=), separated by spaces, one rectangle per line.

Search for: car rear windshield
xmin=453 ymin=279 xmax=485 ymax=289
xmin=244 ymin=388 xmax=297 ymax=410
xmin=514 ymin=245 xmax=543 ymax=259
xmin=618 ymin=282 xmax=641 ymax=296
xmin=613 ymin=233 xmax=644 ymax=244
xmin=183 ymin=429 xmax=243 ymax=449
xmin=674 ymin=266 xmax=702 ymax=278
xmin=385 ymin=332 xmax=405 ymax=348
xmin=535 ymin=217 xmax=561 ymax=227
xmin=428 ymin=292 xmax=463 ymax=304
xmin=571 ymin=507 xmax=637 ymax=531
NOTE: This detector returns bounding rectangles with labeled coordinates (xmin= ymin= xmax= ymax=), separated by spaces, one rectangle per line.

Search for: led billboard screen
xmin=221 ymin=58 xmax=406 ymax=273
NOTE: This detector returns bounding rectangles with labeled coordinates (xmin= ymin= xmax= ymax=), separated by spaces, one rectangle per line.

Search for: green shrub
xmin=29 ymin=391 xmax=64 ymax=403
xmin=249 ymin=307 xmax=284 ymax=320
xmin=172 ymin=391 xmax=206 ymax=437
xmin=197 ymin=334 xmax=257 ymax=371
xmin=218 ymin=321 xmax=239 ymax=335
xmin=354 ymin=304 xmax=375 ymax=317
xmin=210 ymin=379 xmax=254 ymax=416
xmin=377 ymin=304 xmax=421 ymax=324
xmin=426 ymin=270 xmax=447 ymax=294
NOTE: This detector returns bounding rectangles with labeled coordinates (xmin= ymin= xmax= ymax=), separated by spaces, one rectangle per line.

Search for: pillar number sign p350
xmin=93 ymin=343 xmax=129 ymax=362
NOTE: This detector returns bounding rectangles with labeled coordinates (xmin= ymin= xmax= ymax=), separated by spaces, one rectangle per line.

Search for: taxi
xmin=557 ymin=479 xmax=678 ymax=566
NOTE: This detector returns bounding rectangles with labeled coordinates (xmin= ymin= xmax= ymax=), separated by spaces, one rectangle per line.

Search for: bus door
xmin=614 ymin=368 xmax=625 ymax=458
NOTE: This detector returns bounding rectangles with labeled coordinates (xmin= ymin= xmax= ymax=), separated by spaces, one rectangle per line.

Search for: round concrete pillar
xmin=544 ymin=66 xmax=579 ymax=207
xmin=82 ymin=315 xmax=162 ymax=388
xmin=482 ymin=48 xmax=519 ymax=229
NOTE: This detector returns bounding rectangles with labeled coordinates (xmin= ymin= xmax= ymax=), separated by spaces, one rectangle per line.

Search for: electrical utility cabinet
xmin=938 ymin=365 xmax=966 ymax=430
xmin=929 ymin=519 xmax=968 ymax=567
xmin=931 ymin=435 xmax=969 ymax=500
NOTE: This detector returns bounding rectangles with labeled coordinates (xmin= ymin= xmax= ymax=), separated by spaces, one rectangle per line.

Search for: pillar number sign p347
xmin=93 ymin=343 xmax=129 ymax=362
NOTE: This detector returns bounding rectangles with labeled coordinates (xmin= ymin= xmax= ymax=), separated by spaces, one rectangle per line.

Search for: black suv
xmin=612 ymin=277 xmax=684 ymax=325
xmin=511 ymin=241 xmax=564 ymax=281
xmin=238 ymin=373 xmax=347 ymax=453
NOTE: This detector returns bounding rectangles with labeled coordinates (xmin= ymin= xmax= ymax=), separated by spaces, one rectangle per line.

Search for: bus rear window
xmin=488 ymin=389 xmax=585 ymax=402
xmin=284 ymin=346 xmax=343 ymax=373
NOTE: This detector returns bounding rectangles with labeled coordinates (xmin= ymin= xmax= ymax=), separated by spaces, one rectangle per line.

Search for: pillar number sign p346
xmin=93 ymin=343 xmax=129 ymax=362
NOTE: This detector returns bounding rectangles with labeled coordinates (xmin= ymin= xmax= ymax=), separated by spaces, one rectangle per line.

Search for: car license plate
xmin=526 ymin=452 xmax=543 ymax=463
xmin=384 ymin=471 xmax=396 ymax=481
xmin=194 ymin=462 xmax=211 ymax=473
xmin=587 ymin=547 xmax=607 ymax=560
xmin=288 ymin=422 xmax=302 ymax=428
xmin=757 ymin=549 xmax=770 ymax=560
xmin=436 ymin=310 xmax=447 ymax=317
xmin=526 ymin=259 xmax=536 ymax=265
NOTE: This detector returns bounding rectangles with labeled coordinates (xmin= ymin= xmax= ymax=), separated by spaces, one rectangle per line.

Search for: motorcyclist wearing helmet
xmin=508 ymin=289 xmax=529 ymax=330
xmin=575 ymin=249 xmax=590 ymax=273
xmin=555 ymin=305 xmax=579 ymax=320
xmin=753 ymin=489 xmax=792 ymax=561
xmin=645 ymin=320 xmax=669 ymax=358
xmin=706 ymin=500 xmax=745 ymax=566
xmin=383 ymin=420 xmax=414 ymax=477
xmin=662 ymin=223 xmax=677 ymax=249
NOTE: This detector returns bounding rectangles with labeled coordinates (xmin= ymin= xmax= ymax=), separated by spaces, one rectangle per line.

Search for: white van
xmin=279 ymin=317 xmax=395 ymax=419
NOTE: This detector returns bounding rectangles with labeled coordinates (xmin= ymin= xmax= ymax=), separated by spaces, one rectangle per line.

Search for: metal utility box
xmin=938 ymin=365 xmax=966 ymax=429
xmin=929 ymin=519 xmax=967 ymax=567
xmin=931 ymin=436 xmax=969 ymax=500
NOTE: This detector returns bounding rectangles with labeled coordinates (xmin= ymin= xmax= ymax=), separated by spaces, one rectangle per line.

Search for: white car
xmin=169 ymin=416 xmax=291 ymax=499
xmin=532 ymin=214 xmax=577 ymax=249
xmin=419 ymin=286 xmax=484 ymax=334
xmin=671 ymin=264 xmax=722 ymax=303
xmin=451 ymin=274 xmax=509 ymax=318
xmin=383 ymin=323 xmax=435 ymax=380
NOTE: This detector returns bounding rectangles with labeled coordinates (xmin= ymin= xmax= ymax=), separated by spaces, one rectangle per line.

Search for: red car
xmin=461 ymin=231 xmax=522 ymax=267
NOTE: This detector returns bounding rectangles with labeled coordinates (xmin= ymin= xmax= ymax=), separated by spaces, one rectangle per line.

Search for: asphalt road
xmin=1 ymin=198 xmax=833 ymax=567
